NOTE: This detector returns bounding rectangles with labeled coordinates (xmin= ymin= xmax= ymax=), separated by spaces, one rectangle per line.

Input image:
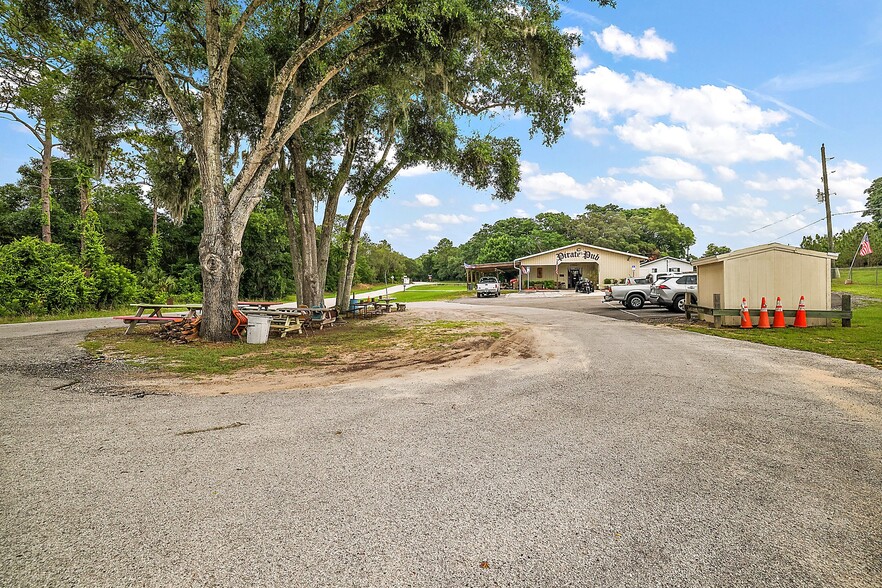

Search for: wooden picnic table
xmin=114 ymin=303 xmax=202 ymax=335
xmin=244 ymin=307 xmax=309 ymax=338
xmin=237 ymin=301 xmax=282 ymax=311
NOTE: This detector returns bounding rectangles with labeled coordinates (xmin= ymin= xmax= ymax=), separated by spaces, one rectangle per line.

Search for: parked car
xmin=476 ymin=276 xmax=501 ymax=298
xmin=606 ymin=277 xmax=653 ymax=309
xmin=651 ymin=274 xmax=698 ymax=312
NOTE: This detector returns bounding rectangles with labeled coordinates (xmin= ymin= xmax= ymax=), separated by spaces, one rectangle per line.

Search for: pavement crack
xmin=175 ymin=422 xmax=247 ymax=436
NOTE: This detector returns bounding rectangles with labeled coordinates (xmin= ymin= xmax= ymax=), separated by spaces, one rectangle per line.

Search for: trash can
xmin=246 ymin=315 xmax=271 ymax=344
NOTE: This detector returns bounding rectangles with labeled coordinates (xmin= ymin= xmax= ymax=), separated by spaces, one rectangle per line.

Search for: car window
xmin=676 ymin=277 xmax=687 ymax=284
xmin=686 ymin=275 xmax=697 ymax=284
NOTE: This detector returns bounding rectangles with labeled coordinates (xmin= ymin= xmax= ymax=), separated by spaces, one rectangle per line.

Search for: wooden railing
xmin=684 ymin=293 xmax=853 ymax=328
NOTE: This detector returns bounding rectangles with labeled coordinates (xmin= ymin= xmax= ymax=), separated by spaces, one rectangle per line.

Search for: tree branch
xmin=0 ymin=108 xmax=41 ymax=141
xmin=104 ymin=0 xmax=200 ymax=143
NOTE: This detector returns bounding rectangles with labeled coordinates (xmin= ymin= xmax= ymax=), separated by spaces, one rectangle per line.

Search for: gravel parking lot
xmin=1 ymin=302 xmax=881 ymax=587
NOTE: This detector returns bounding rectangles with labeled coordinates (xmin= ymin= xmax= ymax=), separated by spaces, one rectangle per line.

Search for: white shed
xmin=640 ymin=256 xmax=694 ymax=277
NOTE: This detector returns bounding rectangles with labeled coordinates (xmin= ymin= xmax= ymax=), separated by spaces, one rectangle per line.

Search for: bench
xmin=114 ymin=315 xmax=180 ymax=335
xmin=395 ymin=303 xmax=406 ymax=312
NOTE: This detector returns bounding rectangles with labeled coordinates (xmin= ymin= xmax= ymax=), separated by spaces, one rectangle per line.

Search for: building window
xmin=537 ymin=267 xmax=543 ymax=279
xmin=671 ymin=267 xmax=679 ymax=272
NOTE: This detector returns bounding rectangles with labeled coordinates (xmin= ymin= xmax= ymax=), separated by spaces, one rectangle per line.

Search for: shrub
xmin=81 ymin=211 xmax=141 ymax=307
xmin=0 ymin=237 xmax=94 ymax=315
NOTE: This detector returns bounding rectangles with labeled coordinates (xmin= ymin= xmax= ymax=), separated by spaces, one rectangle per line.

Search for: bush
xmin=0 ymin=237 xmax=94 ymax=315
xmin=81 ymin=211 xmax=141 ymax=308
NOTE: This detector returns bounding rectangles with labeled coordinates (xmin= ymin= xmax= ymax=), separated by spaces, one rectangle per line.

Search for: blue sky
xmin=1 ymin=1 xmax=880 ymax=260
xmin=367 ymin=0 xmax=882 ymax=258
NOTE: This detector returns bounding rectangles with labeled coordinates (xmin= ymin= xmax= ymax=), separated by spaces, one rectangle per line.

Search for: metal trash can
xmin=246 ymin=315 xmax=271 ymax=344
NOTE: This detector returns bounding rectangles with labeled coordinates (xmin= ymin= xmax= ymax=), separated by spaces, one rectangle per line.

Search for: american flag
xmin=859 ymin=232 xmax=873 ymax=257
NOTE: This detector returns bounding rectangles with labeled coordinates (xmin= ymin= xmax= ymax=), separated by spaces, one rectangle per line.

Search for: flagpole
xmin=847 ymin=232 xmax=867 ymax=282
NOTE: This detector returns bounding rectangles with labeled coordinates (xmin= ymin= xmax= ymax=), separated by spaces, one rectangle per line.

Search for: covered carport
xmin=463 ymin=262 xmax=519 ymax=290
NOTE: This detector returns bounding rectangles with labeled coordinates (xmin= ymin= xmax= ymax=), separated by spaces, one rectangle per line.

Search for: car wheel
xmin=626 ymin=294 xmax=644 ymax=309
xmin=671 ymin=295 xmax=685 ymax=313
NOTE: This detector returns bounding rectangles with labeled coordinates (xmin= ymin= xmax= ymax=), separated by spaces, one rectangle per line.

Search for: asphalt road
xmin=1 ymin=301 xmax=881 ymax=587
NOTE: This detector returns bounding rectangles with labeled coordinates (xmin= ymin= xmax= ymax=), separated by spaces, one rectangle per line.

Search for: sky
xmin=1 ymin=0 xmax=880 ymax=260
xmin=365 ymin=0 xmax=882 ymax=258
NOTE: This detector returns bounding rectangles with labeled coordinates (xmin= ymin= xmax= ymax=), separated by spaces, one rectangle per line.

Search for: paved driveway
xmin=1 ymin=302 xmax=880 ymax=586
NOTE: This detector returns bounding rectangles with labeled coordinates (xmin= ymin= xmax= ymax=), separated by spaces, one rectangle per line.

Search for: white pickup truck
xmin=476 ymin=276 xmax=501 ymax=298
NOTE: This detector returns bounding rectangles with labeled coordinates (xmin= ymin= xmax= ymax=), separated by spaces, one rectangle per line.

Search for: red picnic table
xmin=114 ymin=303 xmax=203 ymax=335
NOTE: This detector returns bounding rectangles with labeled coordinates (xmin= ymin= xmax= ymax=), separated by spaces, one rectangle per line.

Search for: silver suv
xmin=650 ymin=274 xmax=697 ymax=312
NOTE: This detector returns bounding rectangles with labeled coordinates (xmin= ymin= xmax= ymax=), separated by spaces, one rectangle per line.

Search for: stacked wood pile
xmin=156 ymin=316 xmax=201 ymax=344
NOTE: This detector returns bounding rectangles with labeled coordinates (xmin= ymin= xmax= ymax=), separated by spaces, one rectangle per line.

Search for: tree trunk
xmin=39 ymin=127 xmax=52 ymax=243
xmin=289 ymin=137 xmax=323 ymax=306
xmin=78 ymin=180 xmax=90 ymax=255
xmin=196 ymin=109 xmax=238 ymax=342
xmin=279 ymin=152 xmax=305 ymax=304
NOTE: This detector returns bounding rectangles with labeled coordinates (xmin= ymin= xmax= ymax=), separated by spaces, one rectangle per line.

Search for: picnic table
xmin=237 ymin=301 xmax=281 ymax=311
xmin=114 ymin=303 xmax=202 ymax=335
xmin=244 ymin=308 xmax=309 ymax=338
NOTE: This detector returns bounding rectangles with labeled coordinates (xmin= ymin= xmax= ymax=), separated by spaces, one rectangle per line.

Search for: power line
xmin=749 ymin=206 xmax=813 ymax=233
xmin=773 ymin=209 xmax=871 ymax=241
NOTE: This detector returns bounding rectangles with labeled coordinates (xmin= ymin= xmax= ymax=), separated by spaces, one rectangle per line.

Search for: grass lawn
xmin=389 ymin=283 xmax=471 ymax=303
xmin=0 ymin=306 xmax=129 ymax=325
xmin=82 ymin=317 xmax=504 ymax=376
xmin=680 ymin=267 xmax=882 ymax=369
xmin=833 ymin=266 xmax=882 ymax=298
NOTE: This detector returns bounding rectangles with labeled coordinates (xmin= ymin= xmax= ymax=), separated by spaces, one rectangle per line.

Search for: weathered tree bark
xmin=279 ymin=151 xmax=305 ymax=303
xmin=289 ymin=136 xmax=322 ymax=306
xmin=335 ymin=161 xmax=403 ymax=309
xmin=39 ymin=126 xmax=52 ymax=243
xmin=78 ymin=178 xmax=90 ymax=255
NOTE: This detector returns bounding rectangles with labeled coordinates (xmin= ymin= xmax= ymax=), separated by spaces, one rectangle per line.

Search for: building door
xmin=568 ymin=267 xmax=581 ymax=288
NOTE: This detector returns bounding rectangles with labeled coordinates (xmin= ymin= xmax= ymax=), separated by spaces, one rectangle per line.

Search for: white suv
xmin=650 ymin=274 xmax=697 ymax=312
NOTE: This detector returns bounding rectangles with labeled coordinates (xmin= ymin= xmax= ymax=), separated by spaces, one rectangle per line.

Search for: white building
xmin=640 ymin=256 xmax=694 ymax=277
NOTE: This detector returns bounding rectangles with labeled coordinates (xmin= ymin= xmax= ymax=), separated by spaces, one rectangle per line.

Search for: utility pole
xmin=820 ymin=143 xmax=833 ymax=252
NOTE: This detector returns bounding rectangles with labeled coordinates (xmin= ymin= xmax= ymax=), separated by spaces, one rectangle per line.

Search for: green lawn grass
xmin=390 ymin=283 xmax=470 ymax=302
xmin=680 ymin=269 xmax=882 ymax=369
xmin=833 ymin=266 xmax=882 ymax=298
xmin=0 ymin=306 xmax=129 ymax=325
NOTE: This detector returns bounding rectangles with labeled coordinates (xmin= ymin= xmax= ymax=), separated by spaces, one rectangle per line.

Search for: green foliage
xmin=801 ymin=222 xmax=881 ymax=268
xmin=864 ymin=177 xmax=882 ymax=227
xmin=0 ymin=237 xmax=94 ymax=314
xmin=702 ymin=243 xmax=731 ymax=257
xmin=80 ymin=210 xmax=140 ymax=307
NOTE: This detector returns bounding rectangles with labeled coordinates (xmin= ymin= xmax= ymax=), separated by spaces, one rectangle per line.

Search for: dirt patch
xmin=832 ymin=291 xmax=881 ymax=309
xmin=121 ymin=307 xmax=542 ymax=396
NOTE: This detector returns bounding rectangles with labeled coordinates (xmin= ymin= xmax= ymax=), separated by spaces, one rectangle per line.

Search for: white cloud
xmin=423 ymin=213 xmax=474 ymax=224
xmin=586 ymin=177 xmax=672 ymax=206
xmin=514 ymin=209 xmax=530 ymax=218
xmin=521 ymin=171 xmax=594 ymax=201
xmin=519 ymin=160 xmax=541 ymax=176
xmin=592 ymin=25 xmax=675 ymax=61
xmin=616 ymin=156 xmax=704 ymax=180
xmin=413 ymin=220 xmax=441 ymax=231
xmin=714 ymin=166 xmax=738 ymax=182
xmin=675 ymin=179 xmax=724 ymax=202
xmin=472 ymin=202 xmax=500 ymax=213
xmin=399 ymin=164 xmax=436 ymax=177
xmin=573 ymin=53 xmax=594 ymax=73
xmin=413 ymin=193 xmax=440 ymax=207
xmin=384 ymin=227 xmax=409 ymax=238
xmin=572 ymin=67 xmax=802 ymax=164
xmin=562 ymin=26 xmax=584 ymax=37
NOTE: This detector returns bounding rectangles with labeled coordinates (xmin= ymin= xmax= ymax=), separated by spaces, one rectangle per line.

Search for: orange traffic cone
xmin=740 ymin=297 xmax=752 ymax=329
xmin=757 ymin=297 xmax=771 ymax=329
xmin=793 ymin=295 xmax=807 ymax=328
xmin=772 ymin=297 xmax=786 ymax=328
